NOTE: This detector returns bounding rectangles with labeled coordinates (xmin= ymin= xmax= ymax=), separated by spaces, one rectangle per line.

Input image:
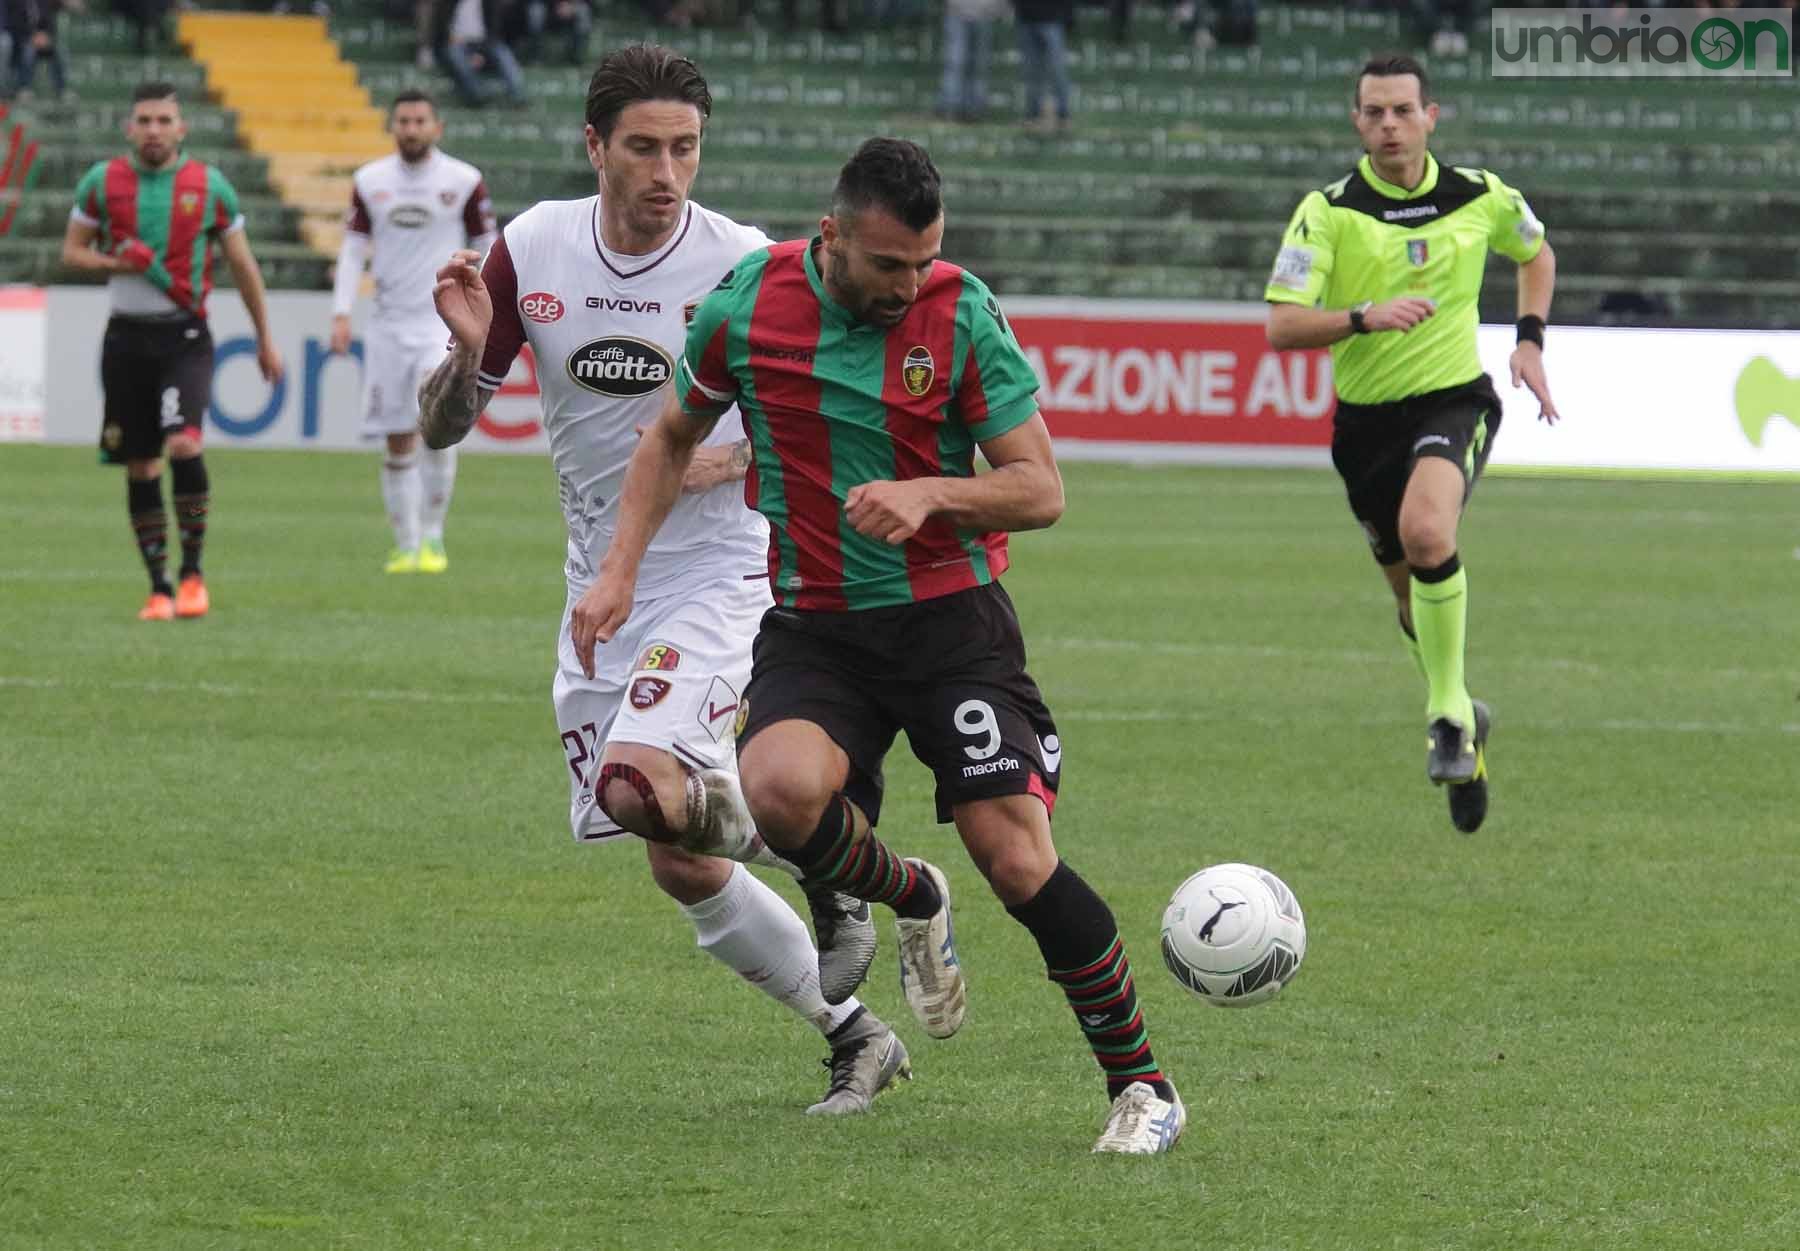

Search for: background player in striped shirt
xmin=582 ymin=138 xmax=1185 ymax=1154
xmin=417 ymin=45 xmax=903 ymax=1116
xmin=330 ymin=90 xmax=496 ymax=574
xmin=61 ymin=81 xmax=284 ymax=622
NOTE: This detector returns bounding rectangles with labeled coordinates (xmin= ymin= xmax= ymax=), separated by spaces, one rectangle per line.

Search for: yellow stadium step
xmin=177 ymin=12 xmax=388 ymax=261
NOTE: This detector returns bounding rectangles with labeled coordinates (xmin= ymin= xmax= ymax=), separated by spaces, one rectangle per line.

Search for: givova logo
xmin=1734 ymin=357 xmax=1800 ymax=447
xmin=1492 ymin=8 xmax=1792 ymax=77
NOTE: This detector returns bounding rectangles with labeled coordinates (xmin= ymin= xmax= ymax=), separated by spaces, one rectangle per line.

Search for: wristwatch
xmin=1349 ymin=301 xmax=1374 ymax=334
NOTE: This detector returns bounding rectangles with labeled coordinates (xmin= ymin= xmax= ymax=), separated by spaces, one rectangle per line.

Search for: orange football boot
xmin=175 ymin=574 xmax=210 ymax=618
xmin=138 ymin=591 xmax=175 ymax=621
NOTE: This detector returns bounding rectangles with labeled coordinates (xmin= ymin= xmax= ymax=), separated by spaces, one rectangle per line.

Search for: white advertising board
xmin=39 ymin=286 xmax=548 ymax=453
xmin=23 ymin=287 xmax=1800 ymax=476
xmin=0 ymin=286 xmax=48 ymax=441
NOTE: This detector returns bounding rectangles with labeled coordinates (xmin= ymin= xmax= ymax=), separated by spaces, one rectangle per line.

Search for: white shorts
xmin=361 ymin=319 xmax=448 ymax=437
xmin=553 ymin=572 xmax=772 ymax=843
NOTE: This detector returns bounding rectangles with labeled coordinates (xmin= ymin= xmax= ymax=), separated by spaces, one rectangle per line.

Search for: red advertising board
xmin=1001 ymin=298 xmax=1334 ymax=459
xmin=472 ymin=299 xmax=1338 ymax=463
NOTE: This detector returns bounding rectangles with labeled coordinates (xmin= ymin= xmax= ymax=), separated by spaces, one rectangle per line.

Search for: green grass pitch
xmin=2 ymin=444 xmax=1797 ymax=1249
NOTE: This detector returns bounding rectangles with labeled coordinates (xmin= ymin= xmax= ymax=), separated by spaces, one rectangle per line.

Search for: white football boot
xmin=1092 ymin=1081 xmax=1186 ymax=1155
xmin=894 ymin=859 xmax=967 ymax=1039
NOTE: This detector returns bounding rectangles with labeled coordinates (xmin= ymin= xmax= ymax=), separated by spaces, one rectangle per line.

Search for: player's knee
xmin=595 ymin=749 xmax=690 ymax=843
xmin=739 ymin=766 xmax=832 ymax=842
xmin=1398 ymin=514 xmax=1456 ymax=568
xmin=972 ymin=838 xmax=1058 ymax=906
xmin=644 ymin=840 xmax=732 ymax=905
xmin=165 ymin=432 xmax=202 ymax=460
xmin=959 ymin=798 xmax=1058 ymax=905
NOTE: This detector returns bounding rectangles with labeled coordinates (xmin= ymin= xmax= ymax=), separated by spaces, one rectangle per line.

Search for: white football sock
xmin=419 ymin=444 xmax=458 ymax=542
xmin=688 ymin=767 xmax=803 ymax=880
xmin=680 ymin=863 xmax=861 ymax=1037
xmin=380 ymin=448 xmax=422 ymax=551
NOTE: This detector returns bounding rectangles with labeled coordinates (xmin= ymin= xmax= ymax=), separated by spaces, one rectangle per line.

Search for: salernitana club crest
xmin=1407 ymin=239 xmax=1429 ymax=267
xmin=903 ymin=345 xmax=934 ymax=397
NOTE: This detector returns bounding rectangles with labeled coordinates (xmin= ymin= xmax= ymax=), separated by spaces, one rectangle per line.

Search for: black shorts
xmin=737 ymin=582 xmax=1061 ymax=826
xmin=1329 ymin=374 xmax=1502 ymax=566
xmin=98 ymin=314 xmax=214 ymax=464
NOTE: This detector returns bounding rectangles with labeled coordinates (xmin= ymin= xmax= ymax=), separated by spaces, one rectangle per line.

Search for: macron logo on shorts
xmin=1414 ymin=433 xmax=1453 ymax=454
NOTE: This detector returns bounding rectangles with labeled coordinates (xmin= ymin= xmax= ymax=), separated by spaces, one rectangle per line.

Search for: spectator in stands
xmin=432 ymin=0 xmax=527 ymax=108
xmin=864 ymin=0 xmax=922 ymax=30
xmin=411 ymin=0 xmax=435 ymax=71
xmin=111 ymin=0 xmax=170 ymax=55
xmin=628 ymin=0 xmax=693 ymax=28
xmin=7 ymin=0 xmax=75 ymax=101
xmin=1179 ymin=0 xmax=1256 ymax=48
xmin=937 ymin=0 xmax=1003 ymax=122
xmin=1014 ymin=0 xmax=1073 ymax=134
xmin=1401 ymin=0 xmax=1472 ymax=57
xmin=517 ymin=0 xmax=590 ymax=65
xmin=1 ymin=0 xmax=17 ymax=97
xmin=767 ymin=0 xmax=844 ymax=32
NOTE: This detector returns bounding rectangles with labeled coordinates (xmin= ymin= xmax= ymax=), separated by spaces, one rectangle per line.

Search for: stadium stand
xmin=5 ymin=2 xmax=1797 ymax=327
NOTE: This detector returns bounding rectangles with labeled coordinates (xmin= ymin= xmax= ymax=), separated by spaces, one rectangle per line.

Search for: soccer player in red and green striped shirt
xmin=60 ymin=81 xmax=284 ymax=621
xmin=578 ymin=139 xmax=1184 ymax=1154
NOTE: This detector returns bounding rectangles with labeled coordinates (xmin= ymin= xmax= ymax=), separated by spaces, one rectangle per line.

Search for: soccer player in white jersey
xmin=331 ymin=90 xmax=497 ymax=574
xmin=416 ymin=45 xmax=904 ymax=1115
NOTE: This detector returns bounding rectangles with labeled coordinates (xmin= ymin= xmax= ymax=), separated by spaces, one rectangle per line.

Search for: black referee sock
xmin=170 ymin=454 xmax=209 ymax=579
xmin=785 ymin=793 xmax=941 ymax=920
xmin=1008 ymin=861 xmax=1173 ymax=1103
xmin=127 ymin=476 xmax=171 ymax=595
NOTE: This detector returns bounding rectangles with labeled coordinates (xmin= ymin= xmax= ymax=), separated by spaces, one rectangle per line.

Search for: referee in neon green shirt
xmin=1265 ymin=54 xmax=1559 ymax=835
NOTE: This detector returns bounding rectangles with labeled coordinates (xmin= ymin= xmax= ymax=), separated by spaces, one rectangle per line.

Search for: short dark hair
xmin=390 ymin=89 xmax=438 ymax=116
xmin=1355 ymin=54 xmax=1431 ymax=107
xmin=831 ymin=138 xmax=942 ymax=234
xmin=131 ymin=81 xmax=180 ymax=106
xmin=585 ymin=44 xmax=712 ymax=142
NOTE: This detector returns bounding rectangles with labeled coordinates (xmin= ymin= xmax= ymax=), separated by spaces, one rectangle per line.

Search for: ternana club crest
xmin=902 ymin=345 xmax=934 ymax=397
xmin=178 ymin=190 xmax=200 ymax=216
xmin=1407 ymin=239 xmax=1429 ymax=266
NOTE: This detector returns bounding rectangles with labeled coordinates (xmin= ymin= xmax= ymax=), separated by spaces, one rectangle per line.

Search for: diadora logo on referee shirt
xmin=1382 ymin=204 xmax=1439 ymax=223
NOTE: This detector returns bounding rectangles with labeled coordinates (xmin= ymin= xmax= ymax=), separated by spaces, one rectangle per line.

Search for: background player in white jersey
xmin=330 ymin=90 xmax=497 ymax=574
xmin=416 ymin=45 xmax=905 ymax=1115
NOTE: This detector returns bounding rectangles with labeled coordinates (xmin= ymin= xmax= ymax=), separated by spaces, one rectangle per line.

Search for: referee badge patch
xmin=903 ymin=346 xmax=934 ymax=397
xmin=1270 ymin=246 xmax=1313 ymax=291
xmin=1407 ymin=239 xmax=1429 ymax=267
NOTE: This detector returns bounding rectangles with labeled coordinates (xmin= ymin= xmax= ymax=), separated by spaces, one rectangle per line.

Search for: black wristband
xmin=1516 ymin=315 xmax=1546 ymax=347
xmin=1349 ymin=302 xmax=1371 ymax=335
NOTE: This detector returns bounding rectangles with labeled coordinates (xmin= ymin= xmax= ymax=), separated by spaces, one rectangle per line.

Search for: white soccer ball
xmin=1160 ymin=862 xmax=1306 ymax=1007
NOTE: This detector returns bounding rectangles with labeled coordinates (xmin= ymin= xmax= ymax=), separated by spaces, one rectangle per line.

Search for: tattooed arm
xmin=678 ymin=436 xmax=753 ymax=494
xmin=418 ymin=341 xmax=495 ymax=450
xmin=419 ymin=246 xmax=500 ymax=449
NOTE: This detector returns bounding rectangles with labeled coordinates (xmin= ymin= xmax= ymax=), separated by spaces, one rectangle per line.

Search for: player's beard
xmin=825 ymin=241 xmax=907 ymax=327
